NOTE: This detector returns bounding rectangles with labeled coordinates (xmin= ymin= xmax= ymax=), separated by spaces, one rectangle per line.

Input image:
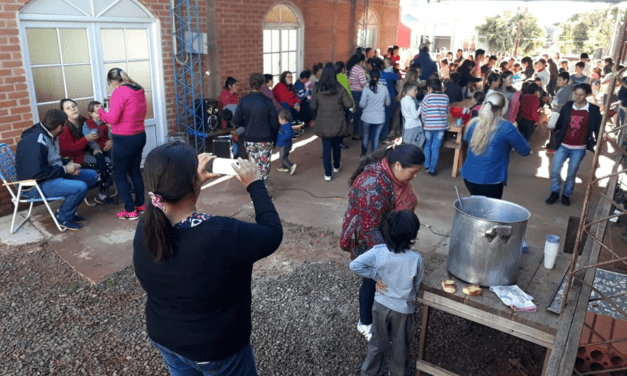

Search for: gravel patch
xmin=0 ymin=222 xmax=545 ymax=376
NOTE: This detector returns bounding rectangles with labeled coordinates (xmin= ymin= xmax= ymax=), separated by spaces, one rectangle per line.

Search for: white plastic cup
xmin=544 ymin=235 xmax=560 ymax=269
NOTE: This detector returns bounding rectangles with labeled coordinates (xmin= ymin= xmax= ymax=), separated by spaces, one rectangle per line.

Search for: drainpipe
xmin=206 ymin=0 xmax=221 ymax=98
xmin=349 ymin=0 xmax=357 ymax=54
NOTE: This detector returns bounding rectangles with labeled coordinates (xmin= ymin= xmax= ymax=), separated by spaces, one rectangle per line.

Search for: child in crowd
xmin=399 ymin=82 xmax=424 ymax=149
xmin=349 ymin=210 xmax=424 ymax=376
xmin=439 ymin=58 xmax=450 ymax=82
xmin=559 ymin=60 xmax=569 ymax=74
xmin=420 ymin=78 xmax=450 ymax=176
xmin=518 ymin=82 xmax=541 ymax=141
xmin=444 ymin=72 xmax=463 ymax=103
xmin=449 ymin=62 xmax=458 ymax=73
xmin=570 ymin=62 xmax=588 ymax=87
xmin=295 ymin=70 xmax=313 ymax=126
xmin=276 ymin=110 xmax=302 ymax=175
xmin=535 ymin=58 xmax=550 ymax=90
xmin=82 ymin=100 xmax=115 ymax=204
xmin=546 ymin=71 xmax=573 ymax=153
xmin=359 ymin=69 xmax=391 ymax=156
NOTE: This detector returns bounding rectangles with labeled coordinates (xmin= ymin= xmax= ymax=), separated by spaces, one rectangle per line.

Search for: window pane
xmin=281 ymin=5 xmax=298 ymax=24
xmin=281 ymin=52 xmax=288 ymax=73
xmin=75 ymin=98 xmax=94 ymax=118
xmin=32 ymin=66 xmax=64 ymax=102
xmin=282 ymin=30 xmax=288 ymax=52
xmin=104 ymin=62 xmax=128 ymax=95
xmin=263 ymin=30 xmax=272 ymax=53
xmin=127 ymin=61 xmax=151 ymax=90
xmin=145 ymin=91 xmax=154 ymax=119
xmin=289 ymin=30 xmax=297 ymax=51
xmin=37 ymin=103 xmax=60 ymax=123
xmin=263 ymin=54 xmax=271 ymax=75
xmin=288 ymin=52 xmax=296 ymax=73
xmin=272 ymin=30 xmax=280 ymax=53
xmin=126 ymin=29 xmax=149 ymax=60
xmin=59 ymin=29 xmax=89 ymax=64
xmin=26 ymin=28 xmax=60 ymax=65
xmin=101 ymin=29 xmax=126 ymax=61
xmin=272 ymin=53 xmax=280 ymax=76
xmin=265 ymin=5 xmax=281 ymax=23
xmin=65 ymin=65 xmax=94 ymax=99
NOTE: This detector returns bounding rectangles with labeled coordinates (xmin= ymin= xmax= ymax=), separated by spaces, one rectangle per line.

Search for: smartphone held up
xmin=206 ymin=157 xmax=240 ymax=175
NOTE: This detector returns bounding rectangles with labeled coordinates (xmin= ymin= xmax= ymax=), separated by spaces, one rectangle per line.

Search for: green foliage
xmin=475 ymin=7 xmax=545 ymax=56
xmin=557 ymin=7 xmax=621 ymax=55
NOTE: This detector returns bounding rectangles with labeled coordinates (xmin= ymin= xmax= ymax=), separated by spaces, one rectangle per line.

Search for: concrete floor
xmin=0 ymin=125 xmax=597 ymax=283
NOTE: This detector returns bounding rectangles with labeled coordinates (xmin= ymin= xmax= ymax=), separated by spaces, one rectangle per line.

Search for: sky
xmin=400 ymin=0 xmax=627 ymax=28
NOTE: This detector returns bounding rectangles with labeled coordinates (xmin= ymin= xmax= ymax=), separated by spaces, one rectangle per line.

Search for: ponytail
xmin=467 ymin=92 xmax=508 ymax=155
xmin=107 ymin=67 xmax=143 ymax=90
xmin=143 ymin=204 xmax=175 ymax=262
xmin=142 ymin=142 xmax=199 ymax=262
xmin=369 ymin=69 xmax=380 ymax=94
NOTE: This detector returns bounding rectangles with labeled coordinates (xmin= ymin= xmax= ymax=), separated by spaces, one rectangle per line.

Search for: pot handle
xmin=485 ymin=225 xmax=513 ymax=243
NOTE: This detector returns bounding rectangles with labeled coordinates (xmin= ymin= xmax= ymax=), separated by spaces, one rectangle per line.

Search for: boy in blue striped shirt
xmin=420 ymin=78 xmax=450 ymax=176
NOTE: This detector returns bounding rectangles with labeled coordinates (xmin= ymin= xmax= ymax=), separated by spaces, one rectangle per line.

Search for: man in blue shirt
xmin=379 ymin=57 xmax=400 ymax=142
xmin=411 ymin=42 xmax=438 ymax=81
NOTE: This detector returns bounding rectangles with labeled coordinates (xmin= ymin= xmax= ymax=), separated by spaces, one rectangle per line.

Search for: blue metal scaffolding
xmin=170 ymin=0 xmax=206 ymax=152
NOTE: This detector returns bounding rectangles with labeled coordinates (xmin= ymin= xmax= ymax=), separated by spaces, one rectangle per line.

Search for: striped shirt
xmin=348 ymin=65 xmax=368 ymax=92
xmin=419 ymin=93 xmax=450 ymax=131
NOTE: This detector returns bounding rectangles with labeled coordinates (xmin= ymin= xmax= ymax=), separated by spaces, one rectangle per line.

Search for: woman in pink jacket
xmin=98 ymin=68 xmax=147 ymax=220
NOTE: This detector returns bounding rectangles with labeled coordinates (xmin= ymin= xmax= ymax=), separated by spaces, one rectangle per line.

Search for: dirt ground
xmin=0 ymin=219 xmax=546 ymax=376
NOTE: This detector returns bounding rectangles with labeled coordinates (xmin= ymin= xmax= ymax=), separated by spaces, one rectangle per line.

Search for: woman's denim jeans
xmin=361 ymin=122 xmax=383 ymax=156
xmin=111 ymin=132 xmax=146 ymax=212
xmin=151 ymin=340 xmax=258 ymax=376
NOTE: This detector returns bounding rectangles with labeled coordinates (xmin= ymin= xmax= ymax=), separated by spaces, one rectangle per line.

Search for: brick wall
xmin=0 ymin=0 xmax=180 ymax=216
xmin=215 ymin=0 xmax=401 ymax=96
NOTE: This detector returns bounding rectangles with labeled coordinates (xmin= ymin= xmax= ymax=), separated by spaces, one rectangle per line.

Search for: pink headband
xmin=148 ymin=192 xmax=165 ymax=212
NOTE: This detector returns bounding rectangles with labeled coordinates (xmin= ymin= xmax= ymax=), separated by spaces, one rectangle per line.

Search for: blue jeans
xmin=618 ymin=107 xmax=626 ymax=127
xmin=361 ymin=122 xmax=384 ymax=156
xmin=151 ymin=340 xmax=258 ymax=376
xmin=424 ymin=130 xmax=445 ymax=173
xmin=112 ymin=132 xmax=146 ymax=212
xmin=23 ymin=169 xmax=99 ymax=221
xmin=351 ymin=91 xmax=363 ymax=136
xmin=550 ymin=145 xmax=586 ymax=197
xmin=359 ymin=277 xmax=377 ymax=325
xmin=322 ymin=136 xmax=342 ymax=177
xmin=280 ymin=102 xmax=300 ymax=123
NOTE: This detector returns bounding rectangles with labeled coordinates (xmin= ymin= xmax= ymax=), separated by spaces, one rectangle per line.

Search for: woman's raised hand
xmin=233 ymin=157 xmax=262 ymax=188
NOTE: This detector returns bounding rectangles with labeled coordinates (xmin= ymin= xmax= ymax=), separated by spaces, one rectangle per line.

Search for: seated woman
xmin=58 ymin=98 xmax=117 ymax=205
xmin=273 ymin=71 xmax=302 ymax=123
xmin=219 ymin=77 xmax=240 ymax=129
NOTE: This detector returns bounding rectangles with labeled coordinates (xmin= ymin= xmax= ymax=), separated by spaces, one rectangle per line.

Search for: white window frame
xmin=263 ymin=4 xmax=304 ymax=84
xmin=18 ymin=0 xmax=168 ymax=146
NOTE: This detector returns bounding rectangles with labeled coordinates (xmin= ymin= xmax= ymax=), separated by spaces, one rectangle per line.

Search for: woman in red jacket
xmin=219 ymin=77 xmax=239 ymax=129
xmin=58 ymin=98 xmax=117 ymax=205
xmin=272 ymin=71 xmax=301 ymax=122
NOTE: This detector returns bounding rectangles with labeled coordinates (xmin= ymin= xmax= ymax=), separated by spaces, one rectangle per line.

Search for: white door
xmin=98 ymin=25 xmax=159 ymax=158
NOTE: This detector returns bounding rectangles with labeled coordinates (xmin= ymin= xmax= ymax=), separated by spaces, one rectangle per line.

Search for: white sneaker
xmin=333 ymin=165 xmax=340 ymax=173
xmin=324 ymin=175 xmax=332 ymax=181
xmin=357 ymin=322 xmax=372 ymax=341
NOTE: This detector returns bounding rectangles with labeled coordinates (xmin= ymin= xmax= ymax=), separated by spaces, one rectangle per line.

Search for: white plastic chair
xmin=0 ymin=143 xmax=66 ymax=233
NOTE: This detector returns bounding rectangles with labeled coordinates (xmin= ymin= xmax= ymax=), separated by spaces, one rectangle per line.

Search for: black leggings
xmin=464 ymin=179 xmax=504 ymax=200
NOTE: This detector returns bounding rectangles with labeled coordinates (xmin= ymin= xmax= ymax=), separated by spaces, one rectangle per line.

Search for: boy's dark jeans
xmin=280 ymin=144 xmax=294 ymax=168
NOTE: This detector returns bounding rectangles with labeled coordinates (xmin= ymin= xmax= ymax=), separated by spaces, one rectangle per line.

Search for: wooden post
xmin=512 ymin=22 xmax=522 ymax=58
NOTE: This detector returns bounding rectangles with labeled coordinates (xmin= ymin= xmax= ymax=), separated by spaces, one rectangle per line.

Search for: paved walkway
xmin=0 ymin=126 xmax=594 ymax=283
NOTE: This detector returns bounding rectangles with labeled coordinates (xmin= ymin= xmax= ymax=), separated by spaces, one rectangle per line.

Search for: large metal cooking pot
xmin=447 ymin=196 xmax=531 ymax=287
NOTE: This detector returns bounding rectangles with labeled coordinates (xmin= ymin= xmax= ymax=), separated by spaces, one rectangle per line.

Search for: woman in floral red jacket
xmin=340 ymin=142 xmax=424 ymax=341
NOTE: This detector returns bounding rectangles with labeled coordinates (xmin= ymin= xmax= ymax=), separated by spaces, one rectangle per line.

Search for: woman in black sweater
xmin=133 ymin=142 xmax=283 ymax=376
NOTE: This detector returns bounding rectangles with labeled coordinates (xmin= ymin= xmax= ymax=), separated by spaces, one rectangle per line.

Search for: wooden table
xmin=443 ymin=99 xmax=472 ymax=178
xmin=415 ymin=247 xmax=574 ymax=376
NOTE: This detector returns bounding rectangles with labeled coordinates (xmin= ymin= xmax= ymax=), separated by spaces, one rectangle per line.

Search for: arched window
xmin=19 ymin=0 xmax=166 ymax=155
xmin=263 ymin=4 xmax=303 ymax=83
xmin=357 ymin=10 xmax=379 ymax=49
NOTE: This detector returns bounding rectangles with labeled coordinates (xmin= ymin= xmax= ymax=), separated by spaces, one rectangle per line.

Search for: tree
xmin=475 ymin=8 xmax=544 ymax=56
xmin=556 ymin=7 xmax=621 ymax=55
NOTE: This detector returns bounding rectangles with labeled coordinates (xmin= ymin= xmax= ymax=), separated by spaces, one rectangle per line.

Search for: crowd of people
xmin=13 ymin=39 xmax=621 ymax=376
